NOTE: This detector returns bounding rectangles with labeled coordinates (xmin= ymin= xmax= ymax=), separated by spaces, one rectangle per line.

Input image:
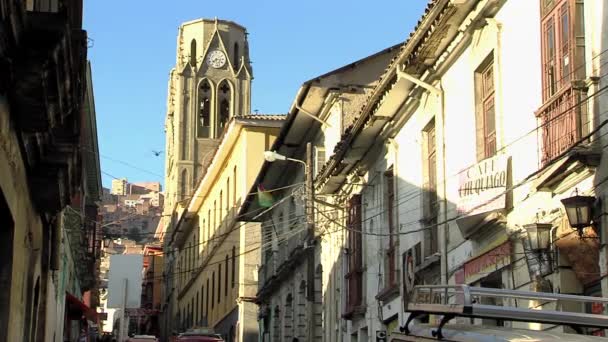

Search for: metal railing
xmin=403 ymin=284 xmax=608 ymax=339
xmin=537 ymin=85 xmax=588 ymax=165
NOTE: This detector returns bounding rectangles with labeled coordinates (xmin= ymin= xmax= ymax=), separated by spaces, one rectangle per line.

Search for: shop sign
xmin=402 ymin=249 xmax=416 ymax=306
xmin=463 ymin=242 xmax=511 ymax=284
xmin=457 ymin=155 xmax=508 ymax=216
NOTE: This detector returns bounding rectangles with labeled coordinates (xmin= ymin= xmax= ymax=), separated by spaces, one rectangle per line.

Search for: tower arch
xmin=197 ymin=78 xmax=214 ymax=138
xmin=190 ymin=39 xmax=197 ymax=67
xmin=216 ymin=79 xmax=234 ymax=137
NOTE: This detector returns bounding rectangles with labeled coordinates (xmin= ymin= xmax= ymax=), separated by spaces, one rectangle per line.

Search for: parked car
xmin=128 ymin=335 xmax=159 ymax=342
xmin=177 ymin=328 xmax=224 ymax=342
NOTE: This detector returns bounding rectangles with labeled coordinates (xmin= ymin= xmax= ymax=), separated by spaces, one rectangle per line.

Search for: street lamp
xmin=103 ymin=237 xmax=112 ymax=248
xmin=264 ymin=150 xmax=308 ymax=173
xmin=524 ymin=223 xmax=552 ymax=252
xmin=561 ymin=194 xmax=596 ymax=237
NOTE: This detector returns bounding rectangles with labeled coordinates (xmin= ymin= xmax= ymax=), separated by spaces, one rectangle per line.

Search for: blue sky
xmin=84 ymin=0 xmax=430 ymax=188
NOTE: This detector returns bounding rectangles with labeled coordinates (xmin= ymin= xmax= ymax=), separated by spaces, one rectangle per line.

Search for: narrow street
xmin=2 ymin=0 xmax=608 ymax=341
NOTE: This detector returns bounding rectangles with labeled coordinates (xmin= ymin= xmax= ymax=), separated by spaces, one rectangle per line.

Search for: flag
xmin=257 ymin=184 xmax=274 ymax=208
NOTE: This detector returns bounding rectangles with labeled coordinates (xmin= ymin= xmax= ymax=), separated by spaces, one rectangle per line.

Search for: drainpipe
xmin=396 ymin=67 xmax=449 ymax=291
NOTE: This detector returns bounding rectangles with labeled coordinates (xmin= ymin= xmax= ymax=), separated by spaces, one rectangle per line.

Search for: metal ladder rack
xmin=401 ymin=285 xmax=608 ymax=340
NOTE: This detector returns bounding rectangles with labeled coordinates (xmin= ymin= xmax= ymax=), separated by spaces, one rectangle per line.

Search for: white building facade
xmin=314 ymin=0 xmax=608 ymax=340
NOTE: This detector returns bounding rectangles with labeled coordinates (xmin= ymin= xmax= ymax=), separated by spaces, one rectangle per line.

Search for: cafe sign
xmin=457 ymin=155 xmax=509 ymax=217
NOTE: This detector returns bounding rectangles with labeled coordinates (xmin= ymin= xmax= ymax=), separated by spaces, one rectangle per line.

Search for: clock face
xmin=206 ymin=50 xmax=226 ymax=68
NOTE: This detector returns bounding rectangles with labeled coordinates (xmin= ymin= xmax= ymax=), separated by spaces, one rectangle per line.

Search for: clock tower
xmin=164 ymin=18 xmax=252 ymax=207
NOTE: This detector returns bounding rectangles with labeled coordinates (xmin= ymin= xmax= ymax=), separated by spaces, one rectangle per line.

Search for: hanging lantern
xmin=524 ymin=223 xmax=552 ymax=252
xmin=561 ymin=195 xmax=595 ymax=237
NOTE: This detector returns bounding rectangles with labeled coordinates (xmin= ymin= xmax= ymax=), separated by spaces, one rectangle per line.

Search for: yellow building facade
xmin=168 ymin=116 xmax=283 ymax=341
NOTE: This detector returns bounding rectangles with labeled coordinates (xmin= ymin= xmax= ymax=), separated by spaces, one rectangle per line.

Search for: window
xmin=232 ymin=246 xmax=236 ymax=288
xmin=207 ymin=209 xmax=211 ymax=242
xmin=537 ymin=0 xmax=585 ymax=165
xmin=225 ymin=255 xmax=229 ymax=296
xmin=220 ymin=191 xmax=223 ymax=225
xmin=191 ymin=298 xmax=195 ymax=326
xmin=202 ymin=219 xmax=206 ymax=245
xmin=233 ymin=42 xmax=239 ymax=69
xmin=218 ymin=263 xmax=222 ymax=302
xmin=475 ymin=55 xmax=496 ymax=160
xmin=206 ymin=278 xmax=210 ymax=315
xmin=541 ymin=0 xmax=578 ymax=100
xmin=384 ymin=168 xmax=397 ymax=288
xmin=226 ymin=178 xmax=230 ymax=214
xmin=187 ymin=242 xmax=191 ymax=272
xmin=211 ymin=272 xmax=215 ymax=309
xmin=193 ymin=235 xmax=197 ymax=268
xmin=314 ymin=146 xmax=326 ymax=176
xmin=217 ymin=80 xmax=232 ymax=136
xmin=233 ymin=166 xmax=237 ymax=206
xmin=198 ymin=80 xmax=211 ymax=138
xmin=423 ymin=120 xmax=439 ymax=256
xmin=196 ymin=292 xmax=199 ymax=324
xmin=345 ymin=194 xmax=363 ymax=314
xmin=180 ymin=169 xmax=188 ymax=201
xmin=213 ymin=201 xmax=217 ymax=232
xmin=201 ymin=285 xmax=205 ymax=319
xmin=190 ymin=39 xmax=197 ymax=66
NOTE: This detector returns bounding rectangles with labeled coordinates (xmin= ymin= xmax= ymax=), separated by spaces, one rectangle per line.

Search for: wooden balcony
xmin=536 ymin=85 xmax=587 ymax=166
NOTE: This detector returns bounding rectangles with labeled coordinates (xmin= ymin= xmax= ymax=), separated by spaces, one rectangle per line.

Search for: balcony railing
xmin=537 ymin=85 xmax=587 ymax=165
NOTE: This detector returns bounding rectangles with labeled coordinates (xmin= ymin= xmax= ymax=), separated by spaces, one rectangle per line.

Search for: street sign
xmin=376 ymin=330 xmax=387 ymax=342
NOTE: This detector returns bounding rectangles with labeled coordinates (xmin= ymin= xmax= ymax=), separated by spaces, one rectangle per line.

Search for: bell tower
xmin=164 ymin=18 xmax=252 ymax=207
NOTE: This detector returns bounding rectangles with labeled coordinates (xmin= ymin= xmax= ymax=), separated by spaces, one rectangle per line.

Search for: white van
xmin=392 ymin=285 xmax=608 ymax=342
xmin=390 ymin=324 xmax=607 ymax=341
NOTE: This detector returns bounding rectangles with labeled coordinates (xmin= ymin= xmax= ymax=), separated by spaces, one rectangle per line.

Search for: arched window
xmin=218 ymin=262 xmax=222 ymax=302
xmin=217 ymin=80 xmax=232 ymax=136
xmin=197 ymin=79 xmax=211 ymax=138
xmin=195 ymin=292 xmax=199 ymax=324
xmin=206 ymin=278 xmax=210 ymax=315
xmin=200 ymin=284 xmax=205 ymax=321
xmin=233 ymin=42 xmax=239 ymax=69
xmin=225 ymin=254 xmax=229 ymax=295
xmin=231 ymin=246 xmax=236 ymax=288
xmin=220 ymin=190 xmax=223 ymax=224
xmin=193 ymin=234 xmax=197 ymax=267
xmin=187 ymin=242 xmax=191 ymax=271
xmin=211 ymin=272 xmax=215 ymax=309
xmin=180 ymin=169 xmax=188 ymax=201
xmin=226 ymin=177 xmax=230 ymax=215
xmin=207 ymin=209 xmax=211 ymax=244
xmin=190 ymin=39 xmax=197 ymax=66
xmin=233 ymin=166 xmax=237 ymax=206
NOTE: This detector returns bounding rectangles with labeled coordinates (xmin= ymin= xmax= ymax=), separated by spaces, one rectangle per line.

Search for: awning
xmin=66 ymin=292 xmax=97 ymax=322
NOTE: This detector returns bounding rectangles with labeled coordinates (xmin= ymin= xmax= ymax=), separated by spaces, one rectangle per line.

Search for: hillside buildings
xmin=101 ymin=180 xmax=164 ymax=243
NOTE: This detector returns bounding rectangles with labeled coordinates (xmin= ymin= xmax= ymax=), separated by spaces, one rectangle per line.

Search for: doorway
xmin=479 ymin=271 xmax=504 ymax=326
xmin=0 ymin=189 xmax=14 ymax=342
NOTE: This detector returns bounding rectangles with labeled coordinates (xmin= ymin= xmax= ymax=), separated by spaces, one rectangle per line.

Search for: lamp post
xmin=264 ymin=143 xmax=315 ymax=341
